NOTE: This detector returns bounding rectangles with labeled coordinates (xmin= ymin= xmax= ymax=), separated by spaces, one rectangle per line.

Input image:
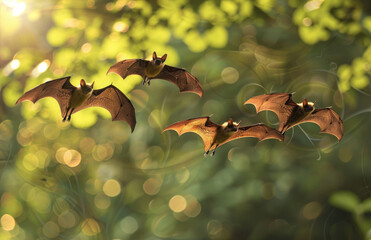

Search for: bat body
xmin=107 ymin=51 xmax=203 ymax=97
xmin=163 ymin=117 xmax=284 ymax=156
xmin=16 ymin=76 xmax=136 ymax=132
xmin=244 ymin=93 xmax=343 ymax=141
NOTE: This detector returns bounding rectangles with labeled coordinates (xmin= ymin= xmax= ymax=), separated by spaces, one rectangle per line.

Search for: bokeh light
xmin=31 ymin=60 xmax=50 ymax=77
xmin=42 ymin=221 xmax=60 ymax=238
xmin=2 ymin=59 xmax=20 ymax=76
xmin=1 ymin=214 xmax=16 ymax=231
xmin=120 ymin=216 xmax=138 ymax=234
xmin=143 ymin=177 xmax=162 ymax=195
xmin=221 ymin=67 xmax=239 ymax=84
xmin=169 ymin=195 xmax=187 ymax=213
xmin=58 ymin=211 xmax=76 ymax=229
xmin=94 ymin=193 xmax=111 ymax=209
xmin=81 ymin=218 xmax=100 ymax=236
xmin=63 ymin=149 xmax=82 ymax=167
xmin=102 ymin=179 xmax=121 ymax=197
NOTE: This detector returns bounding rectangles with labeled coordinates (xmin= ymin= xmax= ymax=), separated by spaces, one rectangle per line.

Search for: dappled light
xmin=1 ymin=0 xmax=371 ymax=239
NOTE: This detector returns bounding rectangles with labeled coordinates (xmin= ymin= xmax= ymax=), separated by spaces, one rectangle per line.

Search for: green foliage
xmin=1 ymin=0 xmax=371 ymax=239
xmin=330 ymin=191 xmax=360 ymax=212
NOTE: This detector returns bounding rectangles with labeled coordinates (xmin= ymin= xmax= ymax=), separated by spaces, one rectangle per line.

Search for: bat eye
xmin=155 ymin=59 xmax=162 ymax=65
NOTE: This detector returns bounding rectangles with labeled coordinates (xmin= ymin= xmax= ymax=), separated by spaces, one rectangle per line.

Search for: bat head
xmin=80 ymin=79 xmax=94 ymax=94
xmin=222 ymin=118 xmax=240 ymax=132
xmin=299 ymin=98 xmax=315 ymax=112
xmin=152 ymin=51 xmax=167 ymax=65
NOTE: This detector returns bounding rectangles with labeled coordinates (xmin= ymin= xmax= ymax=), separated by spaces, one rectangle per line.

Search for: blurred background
xmin=1 ymin=0 xmax=371 ymax=239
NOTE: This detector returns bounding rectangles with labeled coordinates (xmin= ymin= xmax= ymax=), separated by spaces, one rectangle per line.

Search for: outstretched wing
xmin=301 ymin=108 xmax=343 ymax=141
xmin=155 ymin=65 xmax=203 ymax=97
xmin=244 ymin=93 xmax=298 ymax=132
xmin=221 ymin=124 xmax=284 ymax=147
xmin=74 ymin=85 xmax=136 ymax=132
xmin=16 ymin=76 xmax=75 ymax=118
xmin=163 ymin=117 xmax=219 ymax=151
xmin=107 ymin=59 xmax=148 ymax=80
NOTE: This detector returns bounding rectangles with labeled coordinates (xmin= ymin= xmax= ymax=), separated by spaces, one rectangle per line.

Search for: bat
xmin=16 ymin=76 xmax=136 ymax=132
xmin=107 ymin=51 xmax=203 ymax=97
xmin=244 ymin=93 xmax=343 ymax=141
xmin=163 ymin=116 xmax=284 ymax=156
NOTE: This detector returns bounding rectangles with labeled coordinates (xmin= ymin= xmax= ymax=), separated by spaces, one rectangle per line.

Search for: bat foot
xmin=211 ymin=150 xmax=216 ymax=157
xmin=62 ymin=117 xmax=67 ymax=122
xmin=204 ymin=151 xmax=209 ymax=157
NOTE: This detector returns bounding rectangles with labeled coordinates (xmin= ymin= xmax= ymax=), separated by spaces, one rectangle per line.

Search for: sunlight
xmin=3 ymin=0 xmax=26 ymax=16
xmin=31 ymin=60 xmax=50 ymax=77
xmin=12 ymin=2 xmax=25 ymax=16
xmin=2 ymin=59 xmax=20 ymax=76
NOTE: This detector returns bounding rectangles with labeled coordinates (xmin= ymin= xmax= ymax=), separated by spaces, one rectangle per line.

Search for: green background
xmin=1 ymin=0 xmax=371 ymax=239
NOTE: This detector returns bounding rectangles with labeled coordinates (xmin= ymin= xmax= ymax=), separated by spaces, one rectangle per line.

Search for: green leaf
xmin=47 ymin=27 xmax=69 ymax=47
xmin=205 ymin=26 xmax=228 ymax=48
xmin=361 ymin=198 xmax=371 ymax=213
xmin=329 ymin=191 xmax=360 ymax=212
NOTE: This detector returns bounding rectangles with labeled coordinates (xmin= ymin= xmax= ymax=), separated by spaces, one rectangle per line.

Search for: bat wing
xmin=244 ymin=93 xmax=297 ymax=132
xmin=74 ymin=85 xmax=136 ymax=132
xmin=155 ymin=65 xmax=203 ymax=97
xmin=16 ymin=76 xmax=75 ymax=118
xmin=107 ymin=59 xmax=148 ymax=79
xmin=163 ymin=117 xmax=219 ymax=151
xmin=221 ymin=124 xmax=284 ymax=147
xmin=301 ymin=108 xmax=343 ymax=141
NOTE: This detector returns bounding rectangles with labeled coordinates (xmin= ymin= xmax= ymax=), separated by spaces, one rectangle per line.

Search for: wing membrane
xmin=301 ymin=108 xmax=343 ymax=141
xmin=163 ymin=117 xmax=219 ymax=151
xmin=245 ymin=93 xmax=297 ymax=132
xmin=75 ymin=85 xmax=136 ymax=132
xmin=107 ymin=59 xmax=148 ymax=79
xmin=16 ymin=76 xmax=75 ymax=117
xmin=155 ymin=65 xmax=203 ymax=97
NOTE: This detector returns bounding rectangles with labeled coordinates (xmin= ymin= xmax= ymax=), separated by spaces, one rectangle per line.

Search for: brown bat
xmin=244 ymin=93 xmax=343 ymax=141
xmin=107 ymin=51 xmax=203 ymax=97
xmin=16 ymin=76 xmax=136 ymax=132
xmin=163 ymin=116 xmax=284 ymax=156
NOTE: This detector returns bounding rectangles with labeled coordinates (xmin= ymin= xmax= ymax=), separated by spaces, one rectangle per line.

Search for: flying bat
xmin=16 ymin=76 xmax=136 ymax=132
xmin=163 ymin=117 xmax=284 ymax=156
xmin=107 ymin=51 xmax=203 ymax=97
xmin=244 ymin=93 xmax=343 ymax=141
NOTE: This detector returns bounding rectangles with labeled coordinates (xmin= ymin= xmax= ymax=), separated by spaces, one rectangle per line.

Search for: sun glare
xmin=3 ymin=0 xmax=26 ymax=16
xmin=12 ymin=2 xmax=26 ymax=16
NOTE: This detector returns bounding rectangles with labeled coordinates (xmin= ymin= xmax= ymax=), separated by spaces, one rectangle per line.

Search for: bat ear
xmin=228 ymin=118 xmax=233 ymax=126
xmin=80 ymin=79 xmax=86 ymax=87
xmin=161 ymin=54 xmax=167 ymax=62
xmin=91 ymin=81 xmax=95 ymax=88
xmin=303 ymin=99 xmax=308 ymax=107
xmin=153 ymin=51 xmax=157 ymax=60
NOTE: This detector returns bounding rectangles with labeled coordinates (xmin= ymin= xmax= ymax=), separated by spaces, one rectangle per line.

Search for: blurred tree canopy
xmin=1 ymin=0 xmax=371 ymax=239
